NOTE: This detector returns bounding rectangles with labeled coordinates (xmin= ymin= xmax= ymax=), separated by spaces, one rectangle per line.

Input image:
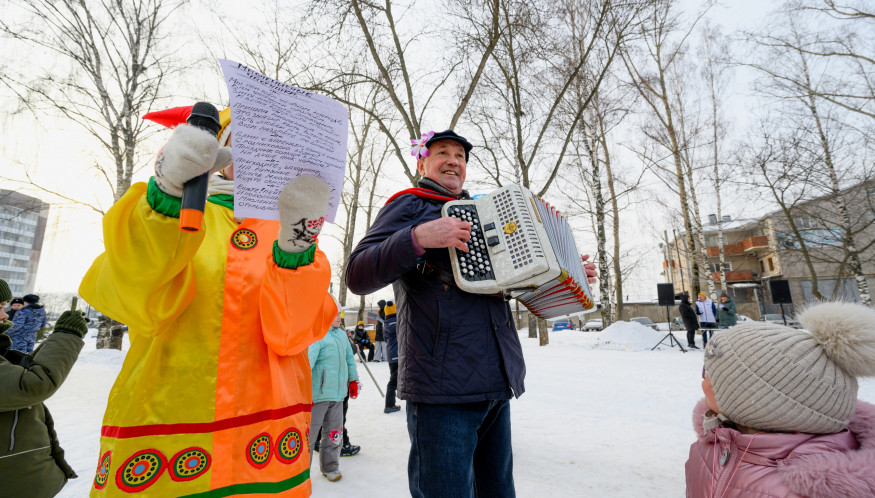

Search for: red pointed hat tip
xmin=142 ymin=105 xmax=194 ymax=128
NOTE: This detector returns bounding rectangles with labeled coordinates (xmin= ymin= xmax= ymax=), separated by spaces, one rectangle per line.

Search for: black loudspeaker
xmin=657 ymin=283 xmax=675 ymax=306
xmin=769 ymin=279 xmax=793 ymax=304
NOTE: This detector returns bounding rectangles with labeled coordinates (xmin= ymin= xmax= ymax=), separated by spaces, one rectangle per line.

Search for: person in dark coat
xmin=345 ymin=129 xmax=596 ymax=498
xmin=6 ymin=298 xmax=24 ymax=322
xmin=374 ymin=299 xmax=387 ymax=362
xmin=383 ymin=301 xmax=400 ymax=414
xmin=353 ymin=321 xmax=375 ymax=362
xmin=679 ymin=294 xmax=700 ymax=349
xmin=0 ymin=278 xmax=87 ymax=497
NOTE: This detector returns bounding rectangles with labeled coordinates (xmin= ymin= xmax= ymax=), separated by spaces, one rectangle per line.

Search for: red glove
xmin=349 ymin=380 xmax=359 ymax=399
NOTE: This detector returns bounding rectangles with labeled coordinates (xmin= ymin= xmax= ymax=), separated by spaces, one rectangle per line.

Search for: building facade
xmin=0 ymin=190 xmax=50 ymax=296
xmin=663 ymin=182 xmax=875 ymax=312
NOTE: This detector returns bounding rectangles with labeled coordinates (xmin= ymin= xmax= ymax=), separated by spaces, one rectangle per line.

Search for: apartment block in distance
xmin=0 ymin=190 xmax=50 ymax=296
xmin=663 ymin=181 xmax=875 ymax=311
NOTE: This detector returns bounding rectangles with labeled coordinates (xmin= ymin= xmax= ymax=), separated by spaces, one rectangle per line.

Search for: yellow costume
xmin=80 ymin=177 xmax=335 ymax=496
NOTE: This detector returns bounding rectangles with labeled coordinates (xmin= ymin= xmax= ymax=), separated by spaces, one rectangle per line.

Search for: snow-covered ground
xmin=52 ymin=322 xmax=875 ymax=497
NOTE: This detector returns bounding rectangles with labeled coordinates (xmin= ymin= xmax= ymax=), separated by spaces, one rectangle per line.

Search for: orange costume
xmin=79 ymin=108 xmax=335 ymax=496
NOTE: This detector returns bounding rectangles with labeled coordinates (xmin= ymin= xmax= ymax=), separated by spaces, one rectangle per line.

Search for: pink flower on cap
xmin=410 ymin=131 xmax=435 ymax=159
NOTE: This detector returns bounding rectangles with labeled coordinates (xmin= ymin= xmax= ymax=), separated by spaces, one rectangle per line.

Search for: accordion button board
xmin=441 ymin=184 xmax=595 ymax=319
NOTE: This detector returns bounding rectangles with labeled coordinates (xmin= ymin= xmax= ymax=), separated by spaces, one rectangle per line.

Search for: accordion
xmin=442 ymin=184 xmax=595 ymax=319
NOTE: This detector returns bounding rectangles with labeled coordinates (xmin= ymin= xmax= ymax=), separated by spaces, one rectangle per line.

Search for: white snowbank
xmin=596 ymin=321 xmax=668 ymax=351
xmin=50 ymin=327 xmax=875 ymax=497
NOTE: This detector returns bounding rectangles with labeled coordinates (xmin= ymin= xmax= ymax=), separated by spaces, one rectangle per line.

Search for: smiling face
xmin=417 ymin=139 xmax=467 ymax=194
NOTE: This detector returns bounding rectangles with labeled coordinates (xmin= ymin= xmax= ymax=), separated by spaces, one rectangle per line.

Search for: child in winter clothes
xmin=308 ymin=313 xmax=359 ymax=482
xmin=686 ymin=301 xmax=875 ymax=498
xmin=0 ymin=278 xmax=88 ymax=496
xmin=8 ymin=293 xmax=47 ymax=353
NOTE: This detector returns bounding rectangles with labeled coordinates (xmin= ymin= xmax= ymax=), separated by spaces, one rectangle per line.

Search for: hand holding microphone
xmin=152 ymin=102 xmax=232 ymax=231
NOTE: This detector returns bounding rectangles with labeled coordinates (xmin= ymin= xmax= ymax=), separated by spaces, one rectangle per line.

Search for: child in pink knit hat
xmin=686 ymin=301 xmax=875 ymax=498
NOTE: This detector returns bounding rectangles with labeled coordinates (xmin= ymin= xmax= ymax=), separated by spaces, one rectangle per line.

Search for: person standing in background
xmin=678 ymin=294 xmax=700 ymax=349
xmin=717 ymin=292 xmax=737 ymax=328
xmin=6 ymin=298 xmax=24 ymax=322
xmin=383 ymin=300 xmax=401 ymax=414
xmin=374 ymin=299 xmax=387 ymax=362
xmin=8 ymin=294 xmax=46 ymax=353
xmin=695 ymin=292 xmax=718 ymax=346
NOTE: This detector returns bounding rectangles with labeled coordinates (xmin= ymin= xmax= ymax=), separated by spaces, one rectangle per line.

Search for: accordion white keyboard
xmin=442 ymin=184 xmax=595 ymax=318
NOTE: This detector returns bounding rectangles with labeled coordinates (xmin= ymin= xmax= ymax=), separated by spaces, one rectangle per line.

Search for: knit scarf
xmin=208 ymin=175 xmax=235 ymax=197
xmin=417 ymin=177 xmax=471 ymax=200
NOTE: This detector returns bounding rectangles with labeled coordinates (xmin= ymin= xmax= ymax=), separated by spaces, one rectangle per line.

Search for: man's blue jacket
xmin=345 ymin=187 xmax=525 ymax=404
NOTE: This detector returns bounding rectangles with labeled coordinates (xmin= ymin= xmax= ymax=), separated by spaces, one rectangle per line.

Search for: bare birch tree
xmin=699 ymin=23 xmax=731 ymax=290
xmin=310 ymin=0 xmax=501 ymax=185
xmin=0 ymin=0 xmax=181 ymax=350
xmin=622 ymin=0 xmax=713 ymax=295
xmin=472 ymin=0 xmax=649 ymax=197
xmin=743 ymin=12 xmax=872 ymax=305
xmin=0 ymin=0 xmax=182 ymax=214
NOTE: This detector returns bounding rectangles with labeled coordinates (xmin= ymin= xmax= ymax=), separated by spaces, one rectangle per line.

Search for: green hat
xmin=0 ymin=279 xmax=11 ymax=303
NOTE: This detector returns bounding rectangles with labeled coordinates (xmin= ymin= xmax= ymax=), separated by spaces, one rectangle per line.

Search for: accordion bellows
xmin=442 ymin=185 xmax=594 ymax=319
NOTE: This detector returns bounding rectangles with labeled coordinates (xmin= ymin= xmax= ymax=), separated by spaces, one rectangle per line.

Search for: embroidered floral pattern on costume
xmin=275 ymin=428 xmax=303 ymax=464
xmin=94 ymin=451 xmax=111 ymax=490
xmin=410 ymin=131 xmax=435 ymax=159
xmin=247 ymin=433 xmax=273 ymax=469
xmin=231 ymin=228 xmax=258 ymax=250
xmin=115 ymin=449 xmax=166 ymax=493
xmin=169 ymin=447 xmax=211 ymax=482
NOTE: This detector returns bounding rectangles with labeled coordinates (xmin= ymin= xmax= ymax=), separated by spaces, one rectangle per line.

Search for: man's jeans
xmin=407 ymin=399 xmax=515 ymax=498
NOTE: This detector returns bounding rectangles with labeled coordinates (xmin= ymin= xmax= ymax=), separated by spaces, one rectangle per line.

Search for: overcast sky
xmin=1 ymin=0 xmax=780 ymax=305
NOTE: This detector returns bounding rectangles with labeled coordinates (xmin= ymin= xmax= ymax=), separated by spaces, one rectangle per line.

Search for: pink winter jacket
xmin=685 ymin=399 xmax=875 ymax=498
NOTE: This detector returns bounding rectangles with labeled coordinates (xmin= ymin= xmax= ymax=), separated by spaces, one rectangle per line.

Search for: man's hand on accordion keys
xmin=413 ymin=217 xmax=472 ymax=252
xmin=581 ymin=254 xmax=598 ymax=284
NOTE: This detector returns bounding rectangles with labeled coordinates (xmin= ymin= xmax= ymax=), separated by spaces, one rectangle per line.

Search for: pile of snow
xmin=596 ymin=321 xmax=666 ymax=351
xmin=50 ymin=327 xmax=875 ymax=497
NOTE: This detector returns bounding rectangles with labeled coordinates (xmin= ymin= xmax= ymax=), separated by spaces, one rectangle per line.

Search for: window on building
xmin=795 ymin=216 xmax=817 ymax=229
xmin=705 ymin=235 xmax=726 ymax=247
xmin=768 ymin=257 xmax=775 ymax=271
xmin=711 ymin=262 xmax=733 ymax=272
xmin=759 ymin=260 xmax=765 ymax=273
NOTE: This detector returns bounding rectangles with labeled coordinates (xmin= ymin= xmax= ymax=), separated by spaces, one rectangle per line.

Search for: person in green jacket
xmin=308 ymin=312 xmax=359 ymax=482
xmin=717 ymin=292 xmax=738 ymax=328
xmin=0 ymin=278 xmax=88 ymax=497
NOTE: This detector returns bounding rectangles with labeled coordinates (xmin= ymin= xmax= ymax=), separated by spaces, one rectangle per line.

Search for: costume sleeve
xmin=345 ymin=196 xmax=423 ymax=295
xmin=259 ymin=245 xmax=336 ymax=357
xmin=0 ymin=333 xmax=83 ymax=411
xmin=78 ymin=180 xmax=207 ymax=338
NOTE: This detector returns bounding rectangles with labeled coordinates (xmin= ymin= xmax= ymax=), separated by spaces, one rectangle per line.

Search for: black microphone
xmin=179 ymin=102 xmax=222 ymax=232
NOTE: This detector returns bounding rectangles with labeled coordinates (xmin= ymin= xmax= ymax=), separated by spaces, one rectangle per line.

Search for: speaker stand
xmin=651 ymin=305 xmax=686 ymax=353
xmin=779 ymin=303 xmax=787 ymax=326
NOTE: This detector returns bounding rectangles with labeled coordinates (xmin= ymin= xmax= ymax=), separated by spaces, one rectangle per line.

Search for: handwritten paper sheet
xmin=220 ymin=59 xmax=348 ymax=222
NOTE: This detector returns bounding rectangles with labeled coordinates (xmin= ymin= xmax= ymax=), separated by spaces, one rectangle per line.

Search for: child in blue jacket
xmin=308 ymin=312 xmax=359 ymax=482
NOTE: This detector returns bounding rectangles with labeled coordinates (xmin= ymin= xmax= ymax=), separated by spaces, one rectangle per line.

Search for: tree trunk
xmin=684 ymin=162 xmax=716 ymax=297
xmin=528 ymin=312 xmax=537 ymax=339
xmin=804 ymin=80 xmax=872 ymax=306
xmin=96 ymin=315 xmax=122 ymax=351
xmin=602 ymin=130 xmax=622 ymax=324
xmin=538 ymin=318 xmax=549 ymax=346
